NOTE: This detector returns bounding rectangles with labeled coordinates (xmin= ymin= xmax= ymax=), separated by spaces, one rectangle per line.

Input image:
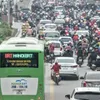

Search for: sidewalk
xmin=12 ymin=0 xmax=33 ymax=37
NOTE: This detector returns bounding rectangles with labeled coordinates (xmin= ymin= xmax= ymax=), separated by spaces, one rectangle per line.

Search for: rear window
xmin=45 ymin=25 xmax=56 ymax=29
xmin=74 ymin=92 xmax=100 ymax=100
xmin=57 ymin=58 xmax=75 ymax=63
xmin=45 ymin=32 xmax=60 ymax=37
xmin=60 ymin=38 xmax=71 ymax=42
xmin=53 ymin=43 xmax=60 ymax=48
xmin=86 ymin=73 xmax=100 ymax=80
xmin=40 ymin=20 xmax=52 ymax=25
xmin=55 ymin=20 xmax=65 ymax=24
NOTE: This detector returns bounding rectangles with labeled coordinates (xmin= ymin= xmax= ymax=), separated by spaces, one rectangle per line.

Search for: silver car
xmin=65 ymin=87 xmax=100 ymax=100
xmin=80 ymin=71 xmax=100 ymax=87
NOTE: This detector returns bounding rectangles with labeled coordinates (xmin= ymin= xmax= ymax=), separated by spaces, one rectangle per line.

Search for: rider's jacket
xmin=51 ymin=63 xmax=61 ymax=73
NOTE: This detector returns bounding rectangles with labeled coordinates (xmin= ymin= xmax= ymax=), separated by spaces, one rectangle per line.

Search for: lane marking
xmin=50 ymin=79 xmax=54 ymax=100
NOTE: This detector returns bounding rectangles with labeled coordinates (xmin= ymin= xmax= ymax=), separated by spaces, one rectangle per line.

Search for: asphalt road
xmin=13 ymin=20 xmax=91 ymax=100
xmin=45 ymin=57 xmax=91 ymax=100
xmin=11 ymin=0 xmax=92 ymax=100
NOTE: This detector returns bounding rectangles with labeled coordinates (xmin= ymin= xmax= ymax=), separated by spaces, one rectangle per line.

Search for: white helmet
xmin=97 ymin=55 xmax=100 ymax=59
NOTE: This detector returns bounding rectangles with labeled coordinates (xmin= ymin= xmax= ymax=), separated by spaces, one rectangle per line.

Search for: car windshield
xmin=86 ymin=73 xmax=100 ymax=80
xmin=60 ymin=38 xmax=71 ymax=42
xmin=74 ymin=92 xmax=100 ymax=100
xmin=57 ymin=58 xmax=75 ymax=63
xmin=53 ymin=43 xmax=60 ymax=48
xmin=45 ymin=32 xmax=60 ymax=37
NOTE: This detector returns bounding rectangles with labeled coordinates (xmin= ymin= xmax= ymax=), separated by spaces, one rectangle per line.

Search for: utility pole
xmin=8 ymin=0 xmax=10 ymax=25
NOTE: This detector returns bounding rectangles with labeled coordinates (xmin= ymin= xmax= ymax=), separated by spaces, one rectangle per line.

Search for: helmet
xmin=97 ymin=55 xmax=100 ymax=59
xmin=55 ymin=61 xmax=58 ymax=64
xmin=89 ymin=47 xmax=93 ymax=51
xmin=29 ymin=26 xmax=31 ymax=28
xmin=22 ymin=23 xmax=25 ymax=25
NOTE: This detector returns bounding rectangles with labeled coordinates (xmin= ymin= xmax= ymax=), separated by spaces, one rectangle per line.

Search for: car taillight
xmin=71 ymin=65 xmax=77 ymax=68
xmin=60 ymin=47 xmax=62 ymax=51
xmin=83 ymin=82 xmax=87 ymax=87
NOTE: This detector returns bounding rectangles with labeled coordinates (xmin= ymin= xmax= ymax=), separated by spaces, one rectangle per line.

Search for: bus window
xmin=0 ymin=52 xmax=38 ymax=68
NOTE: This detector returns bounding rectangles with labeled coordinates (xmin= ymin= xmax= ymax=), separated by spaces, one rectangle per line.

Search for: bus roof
xmin=0 ymin=43 xmax=44 ymax=52
xmin=2 ymin=37 xmax=39 ymax=45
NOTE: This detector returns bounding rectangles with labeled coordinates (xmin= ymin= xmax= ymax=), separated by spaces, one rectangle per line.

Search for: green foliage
xmin=0 ymin=22 xmax=12 ymax=42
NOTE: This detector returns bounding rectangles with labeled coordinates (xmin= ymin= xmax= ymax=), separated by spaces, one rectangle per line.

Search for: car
xmin=45 ymin=40 xmax=64 ymax=56
xmin=54 ymin=6 xmax=64 ymax=12
xmin=80 ymin=71 xmax=100 ymax=87
xmin=90 ymin=16 xmax=100 ymax=21
xmin=39 ymin=19 xmax=52 ymax=26
xmin=44 ymin=30 xmax=60 ymax=41
xmin=75 ymin=30 xmax=90 ymax=38
xmin=65 ymin=87 xmax=100 ymax=100
xmin=54 ymin=19 xmax=65 ymax=32
xmin=54 ymin=19 xmax=65 ymax=25
xmin=59 ymin=36 xmax=74 ymax=46
xmin=51 ymin=57 xmax=79 ymax=79
xmin=44 ymin=23 xmax=57 ymax=30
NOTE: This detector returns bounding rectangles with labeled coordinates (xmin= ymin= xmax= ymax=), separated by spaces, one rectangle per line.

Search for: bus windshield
xmin=0 ymin=52 xmax=38 ymax=68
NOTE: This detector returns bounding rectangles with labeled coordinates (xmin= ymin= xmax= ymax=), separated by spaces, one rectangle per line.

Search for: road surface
xmin=11 ymin=0 xmax=92 ymax=100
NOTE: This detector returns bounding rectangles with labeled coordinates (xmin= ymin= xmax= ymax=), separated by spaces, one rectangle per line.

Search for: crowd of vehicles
xmin=1 ymin=0 xmax=100 ymax=99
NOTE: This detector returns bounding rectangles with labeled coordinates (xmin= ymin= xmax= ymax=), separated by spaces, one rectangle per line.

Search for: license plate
xmin=56 ymin=75 xmax=59 ymax=77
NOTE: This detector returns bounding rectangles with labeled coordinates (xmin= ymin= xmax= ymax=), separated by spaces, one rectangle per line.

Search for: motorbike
xmin=52 ymin=72 xmax=61 ymax=85
xmin=77 ymin=56 xmax=83 ymax=67
xmin=88 ymin=59 xmax=96 ymax=70
xmin=63 ymin=49 xmax=73 ymax=57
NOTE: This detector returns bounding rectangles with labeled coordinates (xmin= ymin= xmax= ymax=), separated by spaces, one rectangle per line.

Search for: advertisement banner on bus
xmin=0 ymin=52 xmax=38 ymax=68
xmin=1 ymin=78 xmax=38 ymax=95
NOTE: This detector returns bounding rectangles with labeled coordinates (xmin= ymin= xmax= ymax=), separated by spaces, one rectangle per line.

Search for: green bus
xmin=0 ymin=43 xmax=44 ymax=100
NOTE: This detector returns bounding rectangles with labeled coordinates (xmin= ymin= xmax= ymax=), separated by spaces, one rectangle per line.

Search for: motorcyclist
xmin=51 ymin=61 xmax=61 ymax=74
xmin=27 ymin=26 xmax=33 ymax=36
xmin=76 ymin=43 xmax=84 ymax=64
xmin=22 ymin=23 xmax=26 ymax=36
xmin=88 ymin=48 xmax=97 ymax=66
xmin=49 ymin=43 xmax=55 ymax=55
xmin=44 ymin=46 xmax=49 ymax=61
xmin=64 ymin=43 xmax=73 ymax=57
xmin=25 ymin=21 xmax=30 ymax=31
xmin=95 ymin=55 xmax=100 ymax=67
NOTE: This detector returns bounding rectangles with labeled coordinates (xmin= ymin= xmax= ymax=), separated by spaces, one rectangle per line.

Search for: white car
xmin=75 ymin=30 xmax=90 ymax=38
xmin=51 ymin=57 xmax=79 ymax=79
xmin=65 ymin=87 xmax=100 ymax=100
xmin=44 ymin=23 xmax=57 ymax=30
xmin=38 ymin=19 xmax=52 ymax=30
xmin=44 ymin=30 xmax=60 ymax=41
xmin=45 ymin=40 xmax=64 ymax=56
xmin=59 ymin=36 xmax=74 ymax=46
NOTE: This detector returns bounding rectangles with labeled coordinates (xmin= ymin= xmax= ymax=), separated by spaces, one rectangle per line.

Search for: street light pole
xmin=8 ymin=0 xmax=10 ymax=25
